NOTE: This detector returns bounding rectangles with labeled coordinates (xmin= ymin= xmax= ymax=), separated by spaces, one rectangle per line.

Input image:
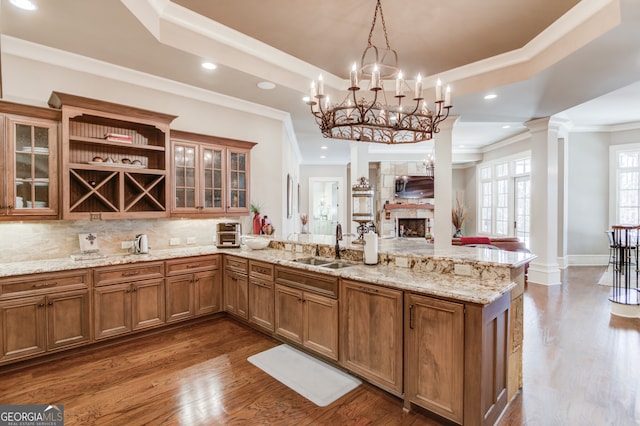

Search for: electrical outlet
xmin=186 ymin=237 xmax=196 ymax=245
xmin=121 ymin=241 xmax=133 ymax=249
xmin=169 ymin=237 xmax=180 ymax=246
xmin=295 ymin=245 xmax=303 ymax=253
xmin=284 ymin=243 xmax=292 ymax=251
xmin=454 ymin=263 xmax=473 ymax=276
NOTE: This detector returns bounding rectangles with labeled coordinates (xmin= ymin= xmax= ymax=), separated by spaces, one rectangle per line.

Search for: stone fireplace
xmin=398 ymin=218 xmax=426 ymax=238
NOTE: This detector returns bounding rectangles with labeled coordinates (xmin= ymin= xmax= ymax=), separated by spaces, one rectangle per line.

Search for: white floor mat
xmin=248 ymin=344 xmax=361 ymax=407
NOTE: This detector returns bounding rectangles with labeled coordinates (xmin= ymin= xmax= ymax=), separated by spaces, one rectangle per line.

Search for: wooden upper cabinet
xmin=0 ymin=101 xmax=61 ymax=220
xmin=49 ymin=91 xmax=177 ymax=220
xmin=170 ymin=130 xmax=256 ymax=217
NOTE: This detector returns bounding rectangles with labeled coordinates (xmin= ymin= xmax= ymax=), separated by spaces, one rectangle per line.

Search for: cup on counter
xmin=15 ymin=196 xmax=23 ymax=208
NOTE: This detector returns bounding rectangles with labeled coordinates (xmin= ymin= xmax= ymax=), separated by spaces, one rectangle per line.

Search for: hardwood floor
xmin=1 ymin=266 xmax=638 ymax=425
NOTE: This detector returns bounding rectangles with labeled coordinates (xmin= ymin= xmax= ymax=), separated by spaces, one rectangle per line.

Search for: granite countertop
xmin=0 ymin=235 xmax=535 ymax=304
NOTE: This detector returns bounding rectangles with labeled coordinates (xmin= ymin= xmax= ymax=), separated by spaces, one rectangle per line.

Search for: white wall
xmin=299 ymin=165 xmax=348 ymax=233
xmin=566 ymin=132 xmax=610 ymax=258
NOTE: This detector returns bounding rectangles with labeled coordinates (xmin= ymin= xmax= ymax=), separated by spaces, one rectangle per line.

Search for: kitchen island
xmin=0 ymin=235 xmax=534 ymax=426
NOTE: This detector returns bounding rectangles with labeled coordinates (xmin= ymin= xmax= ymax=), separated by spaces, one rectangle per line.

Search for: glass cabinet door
xmin=173 ymin=142 xmax=197 ymax=210
xmin=202 ymin=146 xmax=224 ymax=211
xmin=228 ymin=150 xmax=248 ymax=211
xmin=6 ymin=116 xmax=58 ymax=216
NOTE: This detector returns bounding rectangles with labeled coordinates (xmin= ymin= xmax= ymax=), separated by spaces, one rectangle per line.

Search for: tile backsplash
xmin=0 ymin=218 xmax=247 ymax=263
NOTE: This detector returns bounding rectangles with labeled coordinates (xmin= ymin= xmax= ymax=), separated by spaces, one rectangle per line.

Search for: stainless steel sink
xmin=321 ymin=261 xmax=355 ymax=269
xmin=293 ymin=257 xmax=333 ymax=266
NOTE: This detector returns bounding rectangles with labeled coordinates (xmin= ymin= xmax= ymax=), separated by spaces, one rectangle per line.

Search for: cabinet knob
xmin=38 ymin=303 xmax=45 ymax=307
xmin=48 ymin=301 xmax=54 ymax=306
xmin=7 ymin=205 xmax=13 ymax=210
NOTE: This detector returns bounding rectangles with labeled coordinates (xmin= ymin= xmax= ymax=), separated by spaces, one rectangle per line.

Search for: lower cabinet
xmin=94 ymin=278 xmax=165 ymax=340
xmin=406 ymin=293 xmax=464 ymax=424
xmin=165 ymin=255 xmax=222 ymax=322
xmin=0 ymin=270 xmax=91 ymax=364
xmin=340 ymin=279 xmax=403 ymax=395
xmin=248 ymin=260 xmax=274 ymax=332
xmin=223 ymin=256 xmax=249 ymax=319
xmin=274 ymin=283 xmax=338 ymax=361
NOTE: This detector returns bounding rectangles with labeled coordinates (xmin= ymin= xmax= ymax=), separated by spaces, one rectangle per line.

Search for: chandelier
xmin=307 ymin=0 xmax=452 ymax=144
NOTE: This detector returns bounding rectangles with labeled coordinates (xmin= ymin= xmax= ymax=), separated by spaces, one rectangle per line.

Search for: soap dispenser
xmin=363 ymin=231 xmax=378 ymax=265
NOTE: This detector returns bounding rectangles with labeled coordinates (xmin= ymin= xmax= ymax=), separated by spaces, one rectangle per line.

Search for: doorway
xmin=309 ymin=177 xmax=342 ymax=236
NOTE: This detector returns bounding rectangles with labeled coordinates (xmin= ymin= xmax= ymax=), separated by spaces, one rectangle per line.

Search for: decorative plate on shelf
xmin=88 ymin=161 xmax=145 ymax=169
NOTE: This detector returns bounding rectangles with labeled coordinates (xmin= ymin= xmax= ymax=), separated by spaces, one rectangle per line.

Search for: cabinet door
xmin=304 ymin=292 xmax=338 ymax=361
xmin=224 ymin=270 xmax=248 ymax=319
xmin=340 ymin=280 xmax=403 ymax=395
xmin=406 ymin=294 xmax=464 ymax=424
xmin=274 ymin=284 xmax=303 ymax=344
xmin=226 ymin=149 xmax=250 ymax=213
xmin=132 ymin=278 xmax=165 ymax=330
xmin=5 ymin=115 xmax=58 ymax=217
xmin=46 ymin=289 xmax=90 ymax=350
xmin=248 ymin=278 xmax=274 ymax=332
xmin=94 ymin=283 xmax=132 ymax=340
xmin=172 ymin=141 xmax=198 ymax=213
xmin=0 ymin=296 xmax=46 ymax=361
xmin=201 ymin=145 xmax=225 ymax=213
xmin=165 ymin=275 xmax=195 ymax=323
xmin=195 ymin=270 xmax=222 ymax=316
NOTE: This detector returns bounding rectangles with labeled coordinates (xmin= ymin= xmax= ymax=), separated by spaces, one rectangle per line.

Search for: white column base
xmin=527 ymin=261 xmax=562 ymax=286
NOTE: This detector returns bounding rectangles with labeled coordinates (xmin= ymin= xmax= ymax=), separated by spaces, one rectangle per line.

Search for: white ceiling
xmin=2 ymin=0 xmax=640 ymax=165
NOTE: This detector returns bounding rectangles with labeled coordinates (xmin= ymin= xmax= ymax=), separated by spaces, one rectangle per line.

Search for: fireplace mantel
xmin=384 ymin=203 xmax=434 ymax=211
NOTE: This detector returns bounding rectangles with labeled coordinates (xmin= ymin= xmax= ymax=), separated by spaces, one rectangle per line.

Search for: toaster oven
xmin=216 ymin=222 xmax=241 ymax=248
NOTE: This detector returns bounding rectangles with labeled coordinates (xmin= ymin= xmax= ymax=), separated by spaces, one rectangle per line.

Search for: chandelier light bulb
xmin=396 ymin=71 xmax=404 ymax=97
xmin=317 ymin=75 xmax=324 ymax=96
xmin=350 ymin=63 xmax=359 ymax=88
xmin=436 ymin=78 xmax=443 ymax=101
xmin=415 ymin=74 xmax=423 ymax=100
xmin=445 ymin=85 xmax=452 ymax=107
xmin=371 ymin=65 xmax=380 ymax=90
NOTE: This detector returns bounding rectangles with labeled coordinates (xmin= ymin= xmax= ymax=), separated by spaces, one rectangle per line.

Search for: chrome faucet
xmin=335 ymin=223 xmax=343 ymax=259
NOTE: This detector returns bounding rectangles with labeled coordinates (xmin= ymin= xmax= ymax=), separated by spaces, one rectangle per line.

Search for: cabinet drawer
xmin=0 ymin=270 xmax=90 ymax=298
xmin=224 ymin=255 xmax=248 ymax=274
xmin=94 ymin=262 xmax=164 ymax=286
xmin=165 ymin=255 xmax=219 ymax=276
xmin=274 ymin=266 xmax=338 ymax=299
xmin=249 ymin=260 xmax=274 ymax=281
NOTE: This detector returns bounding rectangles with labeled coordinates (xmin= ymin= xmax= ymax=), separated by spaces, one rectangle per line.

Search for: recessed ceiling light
xmin=321 ymin=146 xmax=328 ymax=150
xmin=257 ymin=81 xmax=276 ymax=90
xmin=484 ymin=94 xmax=497 ymax=100
xmin=502 ymin=124 xmax=511 ymax=129
xmin=302 ymin=96 xmax=310 ymax=103
xmin=201 ymin=62 xmax=217 ymax=70
xmin=10 ymin=0 xmax=36 ymax=10
xmin=320 ymin=155 xmax=326 ymax=159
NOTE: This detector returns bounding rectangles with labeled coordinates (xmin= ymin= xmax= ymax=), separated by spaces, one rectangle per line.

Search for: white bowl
xmin=244 ymin=237 xmax=271 ymax=250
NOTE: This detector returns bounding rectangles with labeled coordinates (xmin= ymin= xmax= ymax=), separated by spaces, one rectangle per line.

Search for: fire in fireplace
xmin=398 ymin=218 xmax=426 ymax=238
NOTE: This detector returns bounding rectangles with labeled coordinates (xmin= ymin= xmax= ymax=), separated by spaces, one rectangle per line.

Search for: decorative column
xmin=434 ymin=115 xmax=459 ymax=250
xmin=525 ymin=117 xmax=561 ymax=285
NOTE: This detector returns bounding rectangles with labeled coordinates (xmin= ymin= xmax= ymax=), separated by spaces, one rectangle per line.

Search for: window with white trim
xmin=477 ymin=155 xmax=531 ymax=244
xmin=615 ymin=149 xmax=640 ymax=224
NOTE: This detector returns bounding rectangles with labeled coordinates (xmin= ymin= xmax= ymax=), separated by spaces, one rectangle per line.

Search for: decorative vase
xmin=253 ymin=213 xmax=262 ymax=235
xmin=453 ymin=228 xmax=463 ymax=238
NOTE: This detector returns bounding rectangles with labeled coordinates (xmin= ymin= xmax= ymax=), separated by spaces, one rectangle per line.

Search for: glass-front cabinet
xmin=2 ymin=114 xmax=58 ymax=218
xmin=227 ymin=149 xmax=249 ymax=213
xmin=170 ymin=130 xmax=255 ymax=217
xmin=172 ymin=140 xmax=225 ymax=214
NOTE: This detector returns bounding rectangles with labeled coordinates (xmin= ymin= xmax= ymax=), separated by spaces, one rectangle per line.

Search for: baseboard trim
xmin=567 ymin=254 xmax=609 ymax=266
